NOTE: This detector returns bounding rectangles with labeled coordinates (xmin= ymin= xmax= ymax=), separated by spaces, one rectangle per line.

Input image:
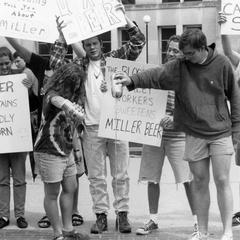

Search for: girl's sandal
xmin=72 ymin=213 xmax=84 ymax=226
xmin=38 ymin=215 xmax=51 ymax=228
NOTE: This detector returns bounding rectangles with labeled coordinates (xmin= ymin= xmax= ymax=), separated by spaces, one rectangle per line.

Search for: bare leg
xmin=44 ymin=182 xmax=62 ymax=238
xmin=60 ymin=175 xmax=77 ymax=231
xmin=148 ymin=182 xmax=160 ymax=214
xmin=184 ymin=181 xmax=197 ymax=216
xmin=211 ymin=154 xmax=233 ymax=236
xmin=72 ymin=176 xmax=79 ymax=214
xmin=189 ymin=158 xmax=210 ymax=235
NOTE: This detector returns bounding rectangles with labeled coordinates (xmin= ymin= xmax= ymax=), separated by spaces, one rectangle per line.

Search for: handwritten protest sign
xmin=56 ymin=0 xmax=126 ymax=44
xmin=221 ymin=0 xmax=240 ymax=35
xmin=98 ymin=58 xmax=168 ymax=147
xmin=0 ymin=74 xmax=33 ymax=153
xmin=0 ymin=0 xmax=58 ymax=43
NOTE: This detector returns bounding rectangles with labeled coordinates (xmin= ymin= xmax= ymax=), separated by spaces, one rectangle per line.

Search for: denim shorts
xmin=139 ymin=138 xmax=192 ymax=184
xmin=184 ymin=135 xmax=234 ymax=162
xmin=34 ymin=152 xmax=77 ymax=183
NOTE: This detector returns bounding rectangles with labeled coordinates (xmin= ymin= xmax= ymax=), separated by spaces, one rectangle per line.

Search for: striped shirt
xmin=162 ymin=91 xmax=185 ymax=140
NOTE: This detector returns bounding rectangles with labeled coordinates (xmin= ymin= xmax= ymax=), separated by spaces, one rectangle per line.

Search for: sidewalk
xmin=0 ymin=156 xmax=240 ymax=239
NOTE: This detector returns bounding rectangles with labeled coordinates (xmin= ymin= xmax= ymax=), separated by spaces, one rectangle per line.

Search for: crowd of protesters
xmin=0 ymin=3 xmax=240 ymax=240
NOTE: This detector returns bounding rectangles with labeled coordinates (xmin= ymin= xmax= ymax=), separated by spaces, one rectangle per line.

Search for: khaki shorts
xmin=34 ymin=152 xmax=77 ymax=183
xmin=184 ymin=135 xmax=234 ymax=162
xmin=139 ymin=138 xmax=192 ymax=184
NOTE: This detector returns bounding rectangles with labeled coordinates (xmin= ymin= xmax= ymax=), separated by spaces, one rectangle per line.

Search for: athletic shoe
xmin=136 ymin=219 xmax=158 ymax=235
xmin=188 ymin=231 xmax=208 ymax=240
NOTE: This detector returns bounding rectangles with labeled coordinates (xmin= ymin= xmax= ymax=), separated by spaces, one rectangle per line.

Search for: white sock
xmin=150 ymin=214 xmax=158 ymax=224
xmin=193 ymin=215 xmax=198 ymax=225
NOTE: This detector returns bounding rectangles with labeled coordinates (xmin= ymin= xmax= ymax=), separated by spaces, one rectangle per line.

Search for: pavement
xmin=0 ymin=155 xmax=240 ymax=240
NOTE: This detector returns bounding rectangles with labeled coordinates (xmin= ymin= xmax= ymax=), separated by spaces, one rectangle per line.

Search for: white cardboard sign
xmin=98 ymin=58 xmax=168 ymax=147
xmin=221 ymin=0 xmax=240 ymax=35
xmin=0 ymin=74 xmax=33 ymax=153
xmin=56 ymin=0 xmax=127 ymax=44
xmin=0 ymin=0 xmax=58 ymax=43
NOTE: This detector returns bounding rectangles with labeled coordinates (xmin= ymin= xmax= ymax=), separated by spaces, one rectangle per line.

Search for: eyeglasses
xmin=182 ymin=50 xmax=197 ymax=57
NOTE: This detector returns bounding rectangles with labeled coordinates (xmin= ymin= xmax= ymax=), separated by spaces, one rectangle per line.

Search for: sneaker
xmin=16 ymin=217 xmax=28 ymax=228
xmin=220 ymin=234 xmax=233 ymax=240
xmin=189 ymin=231 xmax=208 ymax=240
xmin=63 ymin=230 xmax=90 ymax=240
xmin=90 ymin=213 xmax=108 ymax=234
xmin=193 ymin=223 xmax=199 ymax=233
xmin=232 ymin=211 xmax=240 ymax=227
xmin=0 ymin=217 xmax=9 ymax=229
xmin=116 ymin=211 xmax=131 ymax=233
xmin=136 ymin=219 xmax=158 ymax=235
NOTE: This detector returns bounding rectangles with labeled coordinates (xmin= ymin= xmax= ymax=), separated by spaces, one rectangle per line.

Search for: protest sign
xmin=0 ymin=0 xmax=58 ymax=43
xmin=56 ymin=0 xmax=126 ymax=44
xmin=0 ymin=74 xmax=33 ymax=153
xmin=98 ymin=58 xmax=168 ymax=147
xmin=221 ymin=0 xmax=240 ymax=35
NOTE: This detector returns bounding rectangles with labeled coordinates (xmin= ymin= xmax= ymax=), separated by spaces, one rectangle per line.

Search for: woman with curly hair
xmin=34 ymin=63 xmax=89 ymax=240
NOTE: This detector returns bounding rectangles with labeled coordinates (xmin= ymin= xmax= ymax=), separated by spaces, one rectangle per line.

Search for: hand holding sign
xmin=218 ymin=11 xmax=227 ymax=25
xmin=55 ymin=15 xmax=67 ymax=43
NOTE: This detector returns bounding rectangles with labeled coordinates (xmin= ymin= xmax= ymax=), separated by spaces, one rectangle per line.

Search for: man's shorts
xmin=184 ymin=135 xmax=234 ymax=162
xmin=139 ymin=138 xmax=192 ymax=184
xmin=34 ymin=152 xmax=77 ymax=183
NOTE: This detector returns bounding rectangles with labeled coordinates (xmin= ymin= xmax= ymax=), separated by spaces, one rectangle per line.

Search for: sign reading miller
xmin=98 ymin=58 xmax=168 ymax=147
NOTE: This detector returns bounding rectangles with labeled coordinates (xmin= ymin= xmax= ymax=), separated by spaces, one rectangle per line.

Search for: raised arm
xmin=218 ymin=12 xmax=240 ymax=68
xmin=5 ymin=37 xmax=32 ymax=63
xmin=72 ymin=42 xmax=86 ymax=58
xmin=106 ymin=2 xmax=146 ymax=60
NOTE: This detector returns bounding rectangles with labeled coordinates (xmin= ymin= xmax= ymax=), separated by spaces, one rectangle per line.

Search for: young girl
xmin=34 ymin=63 xmax=89 ymax=240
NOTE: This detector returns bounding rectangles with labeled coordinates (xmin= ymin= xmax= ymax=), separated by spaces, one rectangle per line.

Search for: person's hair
xmin=82 ymin=35 xmax=103 ymax=48
xmin=179 ymin=29 xmax=207 ymax=51
xmin=166 ymin=35 xmax=181 ymax=50
xmin=44 ymin=63 xmax=86 ymax=103
xmin=13 ymin=51 xmax=23 ymax=60
xmin=163 ymin=35 xmax=181 ymax=63
xmin=0 ymin=47 xmax=13 ymax=61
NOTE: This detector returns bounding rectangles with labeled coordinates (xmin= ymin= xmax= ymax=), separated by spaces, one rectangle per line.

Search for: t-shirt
xmin=84 ymin=60 xmax=104 ymax=125
xmin=34 ymin=94 xmax=75 ymax=156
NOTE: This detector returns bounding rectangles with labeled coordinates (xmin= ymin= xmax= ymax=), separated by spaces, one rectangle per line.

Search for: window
xmin=161 ymin=27 xmax=176 ymax=63
xmin=183 ymin=24 xmax=202 ymax=32
xmin=38 ymin=42 xmax=73 ymax=60
xmin=121 ymin=29 xmax=130 ymax=45
xmin=100 ymin=31 xmax=111 ymax=53
xmin=162 ymin=0 xmax=180 ymax=3
xmin=122 ymin=0 xmax=135 ymax=4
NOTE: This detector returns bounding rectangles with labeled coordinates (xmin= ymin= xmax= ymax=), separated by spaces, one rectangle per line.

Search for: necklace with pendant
xmin=94 ymin=71 xmax=100 ymax=79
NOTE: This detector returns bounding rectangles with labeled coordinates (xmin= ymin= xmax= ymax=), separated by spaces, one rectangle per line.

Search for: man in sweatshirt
xmin=116 ymin=29 xmax=240 ymax=240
